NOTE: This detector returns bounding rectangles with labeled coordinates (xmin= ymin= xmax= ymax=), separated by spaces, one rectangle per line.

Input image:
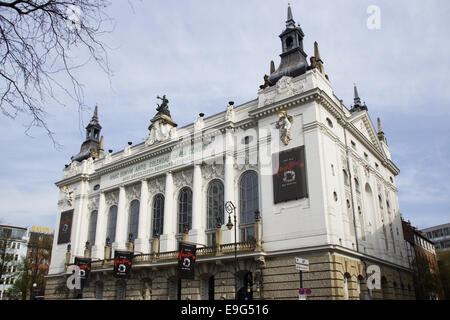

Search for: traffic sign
xmin=295 ymin=257 xmax=309 ymax=265
xmin=295 ymin=257 xmax=310 ymax=271
xmin=298 ymin=288 xmax=305 ymax=295
xmin=305 ymin=288 xmax=312 ymax=295
xmin=296 ymin=264 xmax=309 ymax=271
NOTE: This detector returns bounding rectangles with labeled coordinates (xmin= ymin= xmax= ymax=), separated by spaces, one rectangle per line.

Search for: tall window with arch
xmin=178 ymin=187 xmax=193 ymax=234
xmin=87 ymin=210 xmax=98 ymax=250
xmin=343 ymin=273 xmax=351 ymax=300
xmin=343 ymin=169 xmax=349 ymax=186
xmin=128 ymin=200 xmax=140 ymax=242
xmin=106 ymin=205 xmax=117 ymax=243
xmin=239 ymin=171 xmax=258 ymax=242
xmin=206 ymin=180 xmax=224 ymax=246
xmin=152 ymin=194 xmax=165 ymax=237
xmin=115 ymin=280 xmax=126 ymax=300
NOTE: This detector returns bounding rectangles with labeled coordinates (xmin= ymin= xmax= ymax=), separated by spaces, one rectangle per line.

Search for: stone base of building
xmin=44 ymin=248 xmax=415 ymax=300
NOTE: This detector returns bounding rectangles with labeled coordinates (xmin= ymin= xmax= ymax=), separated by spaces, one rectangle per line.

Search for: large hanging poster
xmin=273 ymin=146 xmax=308 ymax=204
xmin=74 ymin=257 xmax=91 ymax=288
xmin=57 ymin=210 xmax=73 ymax=245
xmin=178 ymin=242 xmax=197 ymax=280
xmin=113 ymin=251 xmax=133 ymax=279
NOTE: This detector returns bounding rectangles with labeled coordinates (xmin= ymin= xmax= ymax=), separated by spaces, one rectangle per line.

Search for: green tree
xmin=413 ymin=253 xmax=443 ymax=300
xmin=0 ymin=228 xmax=14 ymax=284
xmin=8 ymin=256 xmax=32 ymax=300
xmin=437 ymin=250 xmax=450 ymax=300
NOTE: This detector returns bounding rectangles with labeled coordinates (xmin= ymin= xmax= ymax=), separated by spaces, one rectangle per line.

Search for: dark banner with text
xmin=273 ymin=146 xmax=308 ymax=204
xmin=57 ymin=210 xmax=73 ymax=245
xmin=74 ymin=257 xmax=91 ymax=288
xmin=178 ymin=242 xmax=197 ymax=280
xmin=113 ymin=251 xmax=133 ymax=279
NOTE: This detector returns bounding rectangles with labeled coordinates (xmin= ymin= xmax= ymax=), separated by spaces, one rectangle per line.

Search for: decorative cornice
xmin=250 ymin=88 xmax=319 ymax=119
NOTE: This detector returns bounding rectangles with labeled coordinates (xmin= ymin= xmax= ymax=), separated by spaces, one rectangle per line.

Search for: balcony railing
xmin=70 ymin=240 xmax=257 ymax=271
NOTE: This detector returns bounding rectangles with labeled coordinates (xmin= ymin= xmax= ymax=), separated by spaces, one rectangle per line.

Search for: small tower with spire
xmin=71 ymin=105 xmax=104 ymax=162
xmin=377 ymin=117 xmax=387 ymax=144
xmin=350 ymin=84 xmax=368 ymax=113
xmin=268 ymin=4 xmax=309 ymax=86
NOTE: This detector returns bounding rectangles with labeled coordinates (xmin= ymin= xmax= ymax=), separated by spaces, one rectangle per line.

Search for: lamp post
xmin=225 ymin=201 xmax=238 ymax=299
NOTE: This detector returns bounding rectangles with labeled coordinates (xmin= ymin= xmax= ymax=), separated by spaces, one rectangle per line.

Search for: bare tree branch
xmin=0 ymin=0 xmax=113 ymax=146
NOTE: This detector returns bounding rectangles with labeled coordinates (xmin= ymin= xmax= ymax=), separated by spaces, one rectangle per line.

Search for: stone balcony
xmin=67 ymin=239 xmax=259 ymax=271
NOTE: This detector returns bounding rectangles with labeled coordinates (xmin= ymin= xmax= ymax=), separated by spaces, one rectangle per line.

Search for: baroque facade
xmin=45 ymin=6 xmax=415 ymax=300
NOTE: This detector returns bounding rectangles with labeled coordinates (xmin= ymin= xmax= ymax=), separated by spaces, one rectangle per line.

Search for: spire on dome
xmin=354 ymin=84 xmax=362 ymax=106
xmin=286 ymin=4 xmax=296 ymax=28
xmin=88 ymin=104 xmax=100 ymax=127
xmin=350 ymin=84 xmax=368 ymax=113
xmin=267 ymin=5 xmax=308 ymax=86
xmin=377 ymin=117 xmax=387 ymax=143
xmin=71 ymin=105 xmax=103 ymax=162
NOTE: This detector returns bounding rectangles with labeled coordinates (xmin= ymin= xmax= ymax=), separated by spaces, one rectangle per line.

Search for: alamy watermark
xmin=367 ymin=5 xmax=381 ymax=30
xmin=66 ymin=5 xmax=82 ymax=31
xmin=366 ymin=264 xmax=381 ymax=290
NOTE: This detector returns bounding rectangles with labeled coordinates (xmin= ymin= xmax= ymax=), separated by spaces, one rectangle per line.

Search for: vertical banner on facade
xmin=272 ymin=146 xmax=308 ymax=204
xmin=113 ymin=251 xmax=133 ymax=279
xmin=178 ymin=242 xmax=197 ymax=280
xmin=57 ymin=209 xmax=74 ymax=244
xmin=74 ymin=257 xmax=91 ymax=288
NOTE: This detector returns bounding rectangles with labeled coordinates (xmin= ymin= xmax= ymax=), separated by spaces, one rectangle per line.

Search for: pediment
xmin=349 ymin=112 xmax=384 ymax=155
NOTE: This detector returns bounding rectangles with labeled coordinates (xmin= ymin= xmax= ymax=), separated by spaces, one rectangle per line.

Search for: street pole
xmin=234 ymin=211 xmax=237 ymax=300
xmin=225 ymin=201 xmax=238 ymax=300
xmin=299 ymin=270 xmax=303 ymax=289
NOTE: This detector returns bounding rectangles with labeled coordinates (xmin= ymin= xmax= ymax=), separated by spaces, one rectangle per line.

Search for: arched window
xmin=239 ymin=171 xmax=258 ymax=241
xmin=343 ymin=273 xmax=351 ymax=300
xmin=285 ymin=36 xmax=293 ymax=49
xmin=207 ymin=180 xmax=224 ymax=229
xmin=354 ymin=178 xmax=360 ymax=193
xmin=95 ymin=281 xmax=104 ymax=300
xmin=115 ymin=280 xmax=126 ymax=300
xmin=128 ymin=200 xmax=140 ymax=241
xmin=343 ymin=170 xmax=349 ymax=186
xmin=200 ymin=275 xmax=215 ymax=300
xmin=106 ymin=205 xmax=118 ymax=243
xmin=141 ymin=279 xmax=152 ymax=300
xmin=178 ymin=187 xmax=193 ymax=234
xmin=237 ymin=271 xmax=253 ymax=300
xmin=168 ymin=277 xmax=181 ymax=300
xmin=87 ymin=210 xmax=97 ymax=249
xmin=152 ymin=194 xmax=164 ymax=237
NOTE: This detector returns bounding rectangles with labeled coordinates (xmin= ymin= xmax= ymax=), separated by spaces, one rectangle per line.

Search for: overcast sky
xmin=0 ymin=0 xmax=449 ymax=232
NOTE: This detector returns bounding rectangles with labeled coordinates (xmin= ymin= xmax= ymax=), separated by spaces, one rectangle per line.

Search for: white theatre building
xmin=45 ymin=6 xmax=415 ymax=300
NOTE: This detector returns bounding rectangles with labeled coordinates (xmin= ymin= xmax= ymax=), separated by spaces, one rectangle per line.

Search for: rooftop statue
xmin=156 ymin=95 xmax=171 ymax=117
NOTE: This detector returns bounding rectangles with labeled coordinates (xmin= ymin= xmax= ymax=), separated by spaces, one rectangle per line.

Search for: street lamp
xmin=225 ymin=201 xmax=238 ymax=299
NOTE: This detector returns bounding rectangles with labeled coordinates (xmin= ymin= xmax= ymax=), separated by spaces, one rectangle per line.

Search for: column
xmin=73 ymin=180 xmax=89 ymax=258
xmin=92 ymin=192 xmax=106 ymax=259
xmin=114 ymin=185 xmax=127 ymax=251
xmin=223 ymin=129 xmax=236 ymax=244
xmin=135 ymin=180 xmax=150 ymax=253
xmin=189 ymin=164 xmax=205 ymax=245
xmin=160 ymin=172 xmax=176 ymax=252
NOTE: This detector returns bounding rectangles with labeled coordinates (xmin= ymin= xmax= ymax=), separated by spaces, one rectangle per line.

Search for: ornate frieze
xmin=148 ymin=176 xmax=165 ymax=195
xmin=173 ymin=169 xmax=193 ymax=190
xmin=202 ymin=163 xmax=225 ymax=182
xmin=87 ymin=196 xmax=99 ymax=212
xmin=126 ymin=183 xmax=141 ymax=201
xmin=105 ymin=190 xmax=119 ymax=206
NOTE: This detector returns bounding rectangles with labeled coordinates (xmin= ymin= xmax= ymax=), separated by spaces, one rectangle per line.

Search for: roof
xmin=421 ymin=223 xmax=450 ymax=232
